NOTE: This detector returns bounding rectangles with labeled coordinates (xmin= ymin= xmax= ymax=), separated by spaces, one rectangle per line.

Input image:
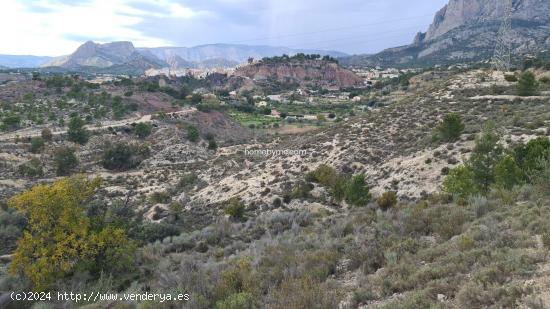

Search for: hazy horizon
xmin=1 ymin=0 xmax=448 ymax=57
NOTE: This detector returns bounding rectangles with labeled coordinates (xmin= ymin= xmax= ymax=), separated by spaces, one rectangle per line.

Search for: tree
xmin=493 ymin=155 xmax=524 ymax=190
xmin=18 ymin=158 xmax=43 ymax=178
xmin=443 ymin=165 xmax=478 ymax=200
xmin=377 ymin=191 xmax=397 ymax=211
xmin=191 ymin=93 xmax=203 ymax=104
xmin=134 ymin=122 xmax=152 ymax=139
xmin=434 ymin=113 xmax=465 ymax=142
xmin=102 ymin=142 xmax=150 ymax=171
xmin=67 ymin=116 xmax=89 ymax=145
xmin=1 ymin=114 xmax=21 ymax=131
xmin=208 ymin=139 xmax=218 ymax=151
xmin=187 ymin=125 xmax=200 ymax=142
xmin=517 ymin=71 xmax=538 ymax=96
xmin=54 ymin=146 xmax=79 ymax=176
xmin=345 ymin=174 xmax=371 ymax=207
xmin=513 ymin=137 xmax=550 ymax=178
xmin=29 ymin=137 xmax=45 ymax=154
xmin=224 ymin=198 xmax=246 ymax=220
xmin=41 ymin=128 xmax=53 ymax=141
xmin=8 ymin=176 xmax=135 ymax=291
xmin=467 ymin=124 xmax=503 ymax=193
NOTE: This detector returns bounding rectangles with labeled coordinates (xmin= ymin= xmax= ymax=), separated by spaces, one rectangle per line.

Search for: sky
xmin=0 ymin=0 xmax=449 ymax=56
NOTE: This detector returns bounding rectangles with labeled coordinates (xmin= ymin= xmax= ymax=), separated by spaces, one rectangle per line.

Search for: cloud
xmin=0 ymin=0 xmax=448 ymax=56
xmin=0 ymin=0 xmax=201 ymax=55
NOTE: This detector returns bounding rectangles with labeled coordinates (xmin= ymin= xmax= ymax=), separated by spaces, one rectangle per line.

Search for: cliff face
xmin=341 ymin=0 xmax=550 ymax=68
xmin=425 ymin=0 xmax=550 ymax=41
xmin=234 ymin=60 xmax=363 ymax=89
xmin=45 ymin=41 xmax=165 ymax=71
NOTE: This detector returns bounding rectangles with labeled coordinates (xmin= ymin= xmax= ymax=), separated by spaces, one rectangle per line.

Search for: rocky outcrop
xmin=234 ymin=59 xmax=363 ymax=89
xmin=341 ymin=0 xmax=550 ymax=68
xmin=424 ymin=0 xmax=550 ymax=41
xmin=45 ymin=41 xmax=165 ymax=71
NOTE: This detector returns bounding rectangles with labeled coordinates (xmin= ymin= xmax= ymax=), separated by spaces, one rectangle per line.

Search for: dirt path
xmin=0 ymin=108 xmax=196 ymax=142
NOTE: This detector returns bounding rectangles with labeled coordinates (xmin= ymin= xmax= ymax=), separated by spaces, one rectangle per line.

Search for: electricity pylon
xmin=492 ymin=0 xmax=513 ymax=71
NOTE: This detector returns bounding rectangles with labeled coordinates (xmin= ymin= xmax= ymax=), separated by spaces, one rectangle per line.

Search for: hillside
xmin=1 ymin=53 xmax=550 ymax=307
xmin=0 ymin=55 xmax=53 ymax=68
xmin=341 ymin=0 xmax=550 ymax=68
xmin=233 ymin=55 xmax=364 ymax=90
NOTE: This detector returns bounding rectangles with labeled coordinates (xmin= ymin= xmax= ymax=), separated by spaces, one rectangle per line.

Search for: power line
xmin=221 ymin=14 xmax=434 ymax=45
xmin=284 ymin=25 xmax=426 ymax=50
xmin=492 ymin=0 xmax=513 ymax=71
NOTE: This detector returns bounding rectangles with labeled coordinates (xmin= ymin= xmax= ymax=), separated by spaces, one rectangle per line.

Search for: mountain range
xmin=0 ymin=42 xmax=347 ymax=73
xmin=341 ymin=0 xmax=550 ymax=68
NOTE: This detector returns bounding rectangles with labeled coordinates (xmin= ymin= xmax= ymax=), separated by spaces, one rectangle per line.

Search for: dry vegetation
xmin=0 ymin=63 xmax=549 ymax=308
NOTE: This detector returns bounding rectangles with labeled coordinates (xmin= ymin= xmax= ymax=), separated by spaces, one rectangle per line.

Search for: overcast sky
xmin=0 ymin=0 xmax=449 ymax=56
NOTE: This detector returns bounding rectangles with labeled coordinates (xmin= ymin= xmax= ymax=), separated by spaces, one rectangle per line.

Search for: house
xmin=256 ymin=101 xmax=268 ymax=107
xmin=270 ymin=109 xmax=281 ymax=118
xmin=352 ymin=96 xmax=362 ymax=103
xmin=267 ymin=95 xmax=282 ymax=102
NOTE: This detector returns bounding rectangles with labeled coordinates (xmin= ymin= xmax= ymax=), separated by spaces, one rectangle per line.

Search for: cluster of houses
xmin=352 ymin=67 xmax=419 ymax=86
xmin=145 ymin=67 xmax=235 ymax=79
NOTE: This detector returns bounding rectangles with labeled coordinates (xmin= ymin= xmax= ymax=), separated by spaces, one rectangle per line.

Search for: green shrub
xmin=178 ymin=173 xmax=198 ymax=190
xmin=149 ymin=191 xmax=171 ymax=204
xmin=292 ymin=181 xmax=314 ymax=199
xmin=102 ymin=142 xmax=150 ymax=171
xmin=493 ymin=155 xmax=524 ymax=190
xmin=208 ymin=139 xmax=218 ymax=151
xmin=542 ymin=233 xmax=550 ymax=250
xmin=41 ymin=128 xmax=53 ymax=141
xmin=0 ymin=208 xmax=26 ymax=255
xmin=224 ymin=198 xmax=246 ymax=219
xmin=443 ymin=165 xmax=478 ymax=201
xmin=504 ymin=74 xmax=517 ymax=82
xmin=457 ymin=234 xmax=475 ymax=251
xmin=134 ymin=122 xmax=152 ymax=138
xmin=513 ymin=137 xmax=550 ymax=177
xmin=345 ymin=174 xmax=371 ymax=207
xmin=215 ymin=292 xmax=254 ymax=309
xmin=434 ymin=113 xmax=465 ymax=142
xmin=306 ymin=165 xmax=338 ymax=186
xmin=29 ymin=137 xmax=45 ymax=154
xmin=67 ymin=116 xmax=89 ymax=144
xmin=306 ymin=165 xmax=348 ymax=202
xmin=132 ymin=223 xmax=180 ymax=243
xmin=517 ymin=71 xmax=538 ymax=96
xmin=54 ymin=146 xmax=78 ymax=176
xmin=1 ymin=114 xmax=21 ymax=131
xmin=468 ymin=124 xmax=503 ymax=193
xmin=18 ymin=158 xmax=44 ymax=178
xmin=377 ymin=191 xmax=397 ymax=211
xmin=187 ymin=125 xmax=200 ymax=142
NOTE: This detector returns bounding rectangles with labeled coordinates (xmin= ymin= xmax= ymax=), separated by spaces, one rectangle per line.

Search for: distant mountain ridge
xmin=0 ymin=41 xmax=347 ymax=73
xmin=341 ymin=0 xmax=550 ymax=68
xmin=143 ymin=44 xmax=347 ymax=68
xmin=0 ymin=55 xmax=53 ymax=68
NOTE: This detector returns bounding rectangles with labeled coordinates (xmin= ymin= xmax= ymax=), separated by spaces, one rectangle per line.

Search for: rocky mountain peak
xmin=423 ymin=0 xmax=550 ymax=42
